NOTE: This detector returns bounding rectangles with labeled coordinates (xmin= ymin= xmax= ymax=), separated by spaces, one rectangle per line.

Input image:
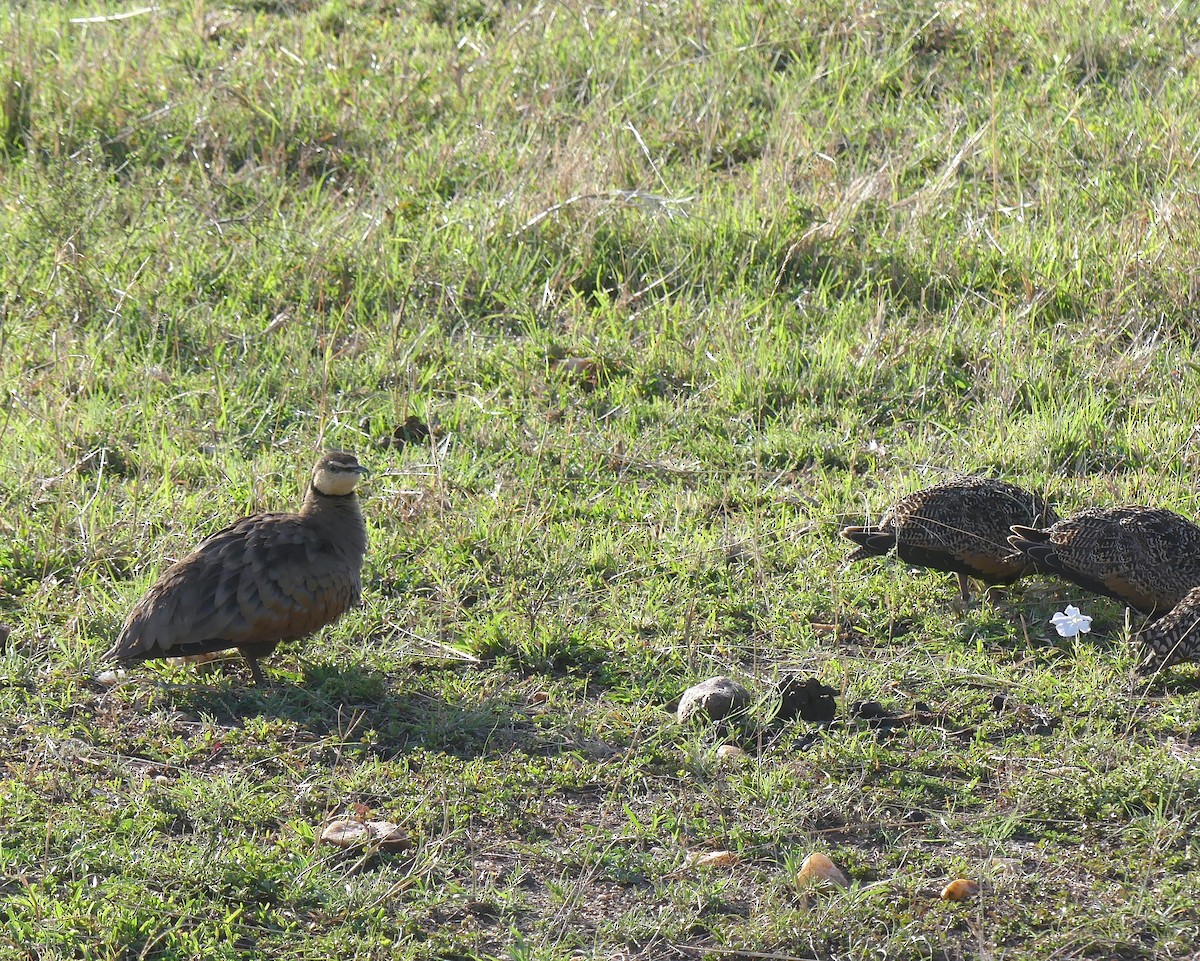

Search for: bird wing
xmin=1049 ymin=512 xmax=1127 ymax=569
xmin=107 ymin=513 xmax=361 ymax=661
xmin=1119 ymin=509 xmax=1200 ymax=607
xmin=1010 ymin=509 xmax=1196 ymax=613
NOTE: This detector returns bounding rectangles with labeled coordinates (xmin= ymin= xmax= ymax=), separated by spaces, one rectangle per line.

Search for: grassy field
xmin=4 ymin=0 xmax=1200 ymax=957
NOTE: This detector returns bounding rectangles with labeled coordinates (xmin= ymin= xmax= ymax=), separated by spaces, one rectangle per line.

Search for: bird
xmin=106 ymin=450 xmax=369 ymax=685
xmin=1134 ymin=585 xmax=1200 ymax=671
xmin=841 ymin=476 xmax=1057 ymax=601
xmin=1007 ymin=506 xmax=1200 ymax=618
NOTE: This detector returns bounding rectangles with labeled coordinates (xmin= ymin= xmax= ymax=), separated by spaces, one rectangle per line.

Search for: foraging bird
xmin=1134 ymin=585 xmax=1200 ymax=671
xmin=841 ymin=476 xmax=1057 ymax=601
xmin=107 ymin=451 xmax=369 ymax=685
xmin=1008 ymin=506 xmax=1200 ymax=618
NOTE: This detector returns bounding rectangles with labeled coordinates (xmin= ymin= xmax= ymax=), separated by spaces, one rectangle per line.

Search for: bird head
xmin=312 ymin=451 xmax=369 ymax=496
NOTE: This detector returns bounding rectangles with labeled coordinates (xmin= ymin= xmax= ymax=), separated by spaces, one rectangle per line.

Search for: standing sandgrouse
xmin=1007 ymin=506 xmax=1200 ymax=618
xmin=841 ymin=476 xmax=1057 ymax=601
xmin=107 ymin=451 xmax=369 ymax=685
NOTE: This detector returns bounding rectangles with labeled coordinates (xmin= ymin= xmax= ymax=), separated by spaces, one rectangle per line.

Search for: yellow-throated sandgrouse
xmin=842 ymin=476 xmax=1057 ymax=601
xmin=1134 ymin=585 xmax=1200 ymax=671
xmin=1008 ymin=505 xmax=1200 ymax=618
xmin=107 ymin=451 xmax=368 ymax=685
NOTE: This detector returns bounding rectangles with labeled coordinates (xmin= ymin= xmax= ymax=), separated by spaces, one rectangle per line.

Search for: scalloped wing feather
xmin=107 ymin=512 xmax=362 ymax=662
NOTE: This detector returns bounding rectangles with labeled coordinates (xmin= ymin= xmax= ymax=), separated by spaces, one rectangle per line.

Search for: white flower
xmin=1050 ymin=605 xmax=1092 ymax=638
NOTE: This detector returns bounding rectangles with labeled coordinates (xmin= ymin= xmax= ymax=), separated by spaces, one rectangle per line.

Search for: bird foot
xmin=245 ymin=658 xmax=270 ymax=687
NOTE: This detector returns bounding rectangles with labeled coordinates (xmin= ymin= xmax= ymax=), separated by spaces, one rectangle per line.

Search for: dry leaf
xmin=554 ymin=357 xmax=598 ymax=378
xmin=684 ymin=850 xmax=740 ymax=871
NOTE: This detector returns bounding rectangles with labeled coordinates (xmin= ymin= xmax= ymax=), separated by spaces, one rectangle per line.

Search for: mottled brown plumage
xmin=1135 ymin=586 xmax=1200 ymax=671
xmin=107 ymin=451 xmax=369 ymax=685
xmin=841 ymin=476 xmax=1057 ymax=600
xmin=1008 ymin=506 xmax=1200 ymax=618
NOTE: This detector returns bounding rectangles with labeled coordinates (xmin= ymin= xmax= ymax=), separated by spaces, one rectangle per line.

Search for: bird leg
xmin=957 ymin=572 xmax=971 ymax=603
xmin=244 ymin=656 xmax=268 ymax=687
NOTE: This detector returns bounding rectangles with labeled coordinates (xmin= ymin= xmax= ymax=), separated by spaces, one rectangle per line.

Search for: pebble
xmin=940 ymin=878 xmax=980 ymax=900
xmin=320 ymin=818 xmax=412 ymax=851
xmin=796 ymin=852 xmax=848 ymax=889
xmin=677 ymin=676 xmax=751 ymax=725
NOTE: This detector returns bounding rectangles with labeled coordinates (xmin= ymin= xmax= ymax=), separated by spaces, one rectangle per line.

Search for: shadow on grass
xmin=159 ymin=659 xmax=524 ymax=760
xmin=1134 ymin=668 xmax=1200 ymax=696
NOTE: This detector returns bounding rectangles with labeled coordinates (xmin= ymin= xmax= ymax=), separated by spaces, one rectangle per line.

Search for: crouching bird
xmin=107 ymin=451 xmax=369 ymax=686
xmin=1007 ymin=506 xmax=1200 ymax=619
xmin=1133 ymin=585 xmax=1200 ymax=672
xmin=841 ymin=476 xmax=1057 ymax=601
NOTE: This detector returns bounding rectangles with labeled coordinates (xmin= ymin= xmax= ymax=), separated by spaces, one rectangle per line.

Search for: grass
xmin=3 ymin=0 xmax=1200 ymax=957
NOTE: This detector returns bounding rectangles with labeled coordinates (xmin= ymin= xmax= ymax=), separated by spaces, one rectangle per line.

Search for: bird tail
xmin=1006 ymin=525 xmax=1056 ymax=570
xmin=841 ymin=526 xmax=896 ymax=562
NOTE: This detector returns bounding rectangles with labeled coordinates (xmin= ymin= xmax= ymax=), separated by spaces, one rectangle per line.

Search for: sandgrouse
xmin=107 ymin=451 xmax=369 ymax=685
xmin=842 ymin=476 xmax=1057 ymax=601
xmin=1135 ymin=585 xmax=1200 ymax=671
xmin=1008 ymin=505 xmax=1200 ymax=619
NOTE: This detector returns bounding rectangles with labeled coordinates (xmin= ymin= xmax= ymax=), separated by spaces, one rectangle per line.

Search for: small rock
xmin=940 ymin=878 xmax=980 ymax=900
xmin=774 ymin=674 xmax=837 ymax=723
xmin=716 ymin=744 xmax=746 ymax=761
xmin=366 ymin=820 xmax=413 ymax=852
xmin=796 ymin=852 xmax=848 ymax=889
xmin=96 ymin=669 xmax=126 ymax=687
xmin=676 ymin=676 xmax=751 ymax=725
xmin=321 ymin=819 xmax=370 ymax=848
xmin=321 ymin=818 xmax=412 ymax=851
